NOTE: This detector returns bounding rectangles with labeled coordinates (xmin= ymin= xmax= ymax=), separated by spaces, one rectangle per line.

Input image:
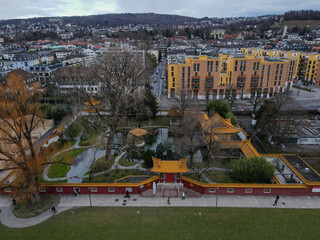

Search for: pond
xmin=66 ymin=148 xmax=105 ymax=183
xmin=112 ymin=128 xmax=203 ymax=162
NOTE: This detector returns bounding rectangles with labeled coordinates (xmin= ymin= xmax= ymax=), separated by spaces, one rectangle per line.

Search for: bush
xmin=206 ymin=99 xmax=230 ymax=118
xmin=225 ymin=111 xmax=237 ymax=125
xmin=64 ymin=122 xmax=81 ymax=140
xmin=231 ymin=157 xmax=275 ymax=183
xmin=141 ymin=149 xmax=155 ymax=168
xmin=41 ymin=103 xmax=70 ymax=123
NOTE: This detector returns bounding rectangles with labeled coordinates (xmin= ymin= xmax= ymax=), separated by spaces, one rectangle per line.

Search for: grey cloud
xmin=0 ymin=0 xmax=319 ymax=20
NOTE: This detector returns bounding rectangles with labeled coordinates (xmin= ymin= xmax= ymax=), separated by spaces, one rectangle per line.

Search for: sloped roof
xmin=199 ymin=113 xmax=239 ymax=134
xmin=129 ymin=128 xmax=147 ymax=137
xmin=6 ymin=69 xmax=36 ymax=81
xmin=84 ymin=97 xmax=101 ymax=107
xmin=151 ymin=157 xmax=189 ymax=173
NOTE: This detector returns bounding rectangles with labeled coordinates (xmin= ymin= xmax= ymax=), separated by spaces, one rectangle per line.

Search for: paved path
xmin=1 ymin=194 xmax=320 ymax=228
xmin=0 ymin=195 xmax=72 ymax=228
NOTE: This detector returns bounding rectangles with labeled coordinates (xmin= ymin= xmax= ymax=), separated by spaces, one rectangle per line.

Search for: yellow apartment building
xmin=241 ymin=48 xmax=320 ymax=86
xmin=168 ymin=54 xmax=296 ymax=99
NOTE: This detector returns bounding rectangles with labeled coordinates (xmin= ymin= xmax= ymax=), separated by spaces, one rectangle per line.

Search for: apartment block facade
xmin=242 ymin=48 xmax=320 ymax=86
xmin=168 ymin=54 xmax=296 ymax=99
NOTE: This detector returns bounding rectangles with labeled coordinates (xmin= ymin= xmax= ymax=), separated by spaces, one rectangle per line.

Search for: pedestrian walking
xmin=12 ymin=198 xmax=16 ymax=206
xmin=74 ymin=188 xmax=78 ymax=197
xmin=51 ymin=206 xmax=57 ymax=214
xmin=273 ymin=195 xmax=279 ymax=206
xmin=126 ymin=190 xmax=130 ymax=198
xmin=182 ymin=191 xmax=185 ymax=200
xmin=167 ymin=197 xmax=170 ymax=205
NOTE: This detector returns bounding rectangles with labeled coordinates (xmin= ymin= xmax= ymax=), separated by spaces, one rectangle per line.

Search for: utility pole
xmin=88 ymin=187 xmax=92 ymax=207
xmin=215 ymin=187 xmax=219 ymax=207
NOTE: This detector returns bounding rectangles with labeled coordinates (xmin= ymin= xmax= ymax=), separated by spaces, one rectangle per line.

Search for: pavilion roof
xmin=199 ymin=113 xmax=240 ymax=134
xmin=151 ymin=157 xmax=189 ymax=173
xmin=129 ymin=128 xmax=147 ymax=137
xmin=84 ymin=97 xmax=101 ymax=107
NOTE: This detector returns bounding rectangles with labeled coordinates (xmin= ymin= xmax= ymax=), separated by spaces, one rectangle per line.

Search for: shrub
xmin=141 ymin=149 xmax=155 ymax=168
xmin=231 ymin=157 xmax=275 ymax=183
xmin=206 ymin=99 xmax=230 ymax=118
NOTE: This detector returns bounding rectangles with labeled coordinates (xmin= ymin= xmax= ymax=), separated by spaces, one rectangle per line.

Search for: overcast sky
xmin=0 ymin=0 xmax=319 ymax=20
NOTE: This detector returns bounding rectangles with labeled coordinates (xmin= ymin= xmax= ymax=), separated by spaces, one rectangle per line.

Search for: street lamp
xmin=88 ymin=187 xmax=92 ymax=207
xmin=215 ymin=187 xmax=219 ymax=208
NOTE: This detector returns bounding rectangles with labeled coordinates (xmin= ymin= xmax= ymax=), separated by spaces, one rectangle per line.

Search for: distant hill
xmin=283 ymin=10 xmax=320 ymax=21
xmin=0 ymin=13 xmax=198 ymax=27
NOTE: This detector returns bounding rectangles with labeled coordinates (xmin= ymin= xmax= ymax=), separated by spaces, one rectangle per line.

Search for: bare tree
xmin=63 ymin=49 xmax=153 ymax=162
xmin=248 ymin=90 xmax=264 ymax=114
xmin=256 ymin=92 xmax=307 ymax=145
xmin=172 ymin=89 xmax=196 ymax=117
xmin=173 ymin=111 xmax=206 ymax=166
xmin=88 ymin=148 xmax=100 ymax=182
xmin=225 ymin=84 xmax=238 ymax=111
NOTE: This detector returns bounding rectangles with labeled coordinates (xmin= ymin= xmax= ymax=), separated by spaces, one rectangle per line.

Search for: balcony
xmin=192 ymin=84 xmax=199 ymax=89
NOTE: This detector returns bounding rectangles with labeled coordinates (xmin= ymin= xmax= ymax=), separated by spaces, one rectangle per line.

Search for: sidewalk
xmin=1 ymin=194 xmax=320 ymax=228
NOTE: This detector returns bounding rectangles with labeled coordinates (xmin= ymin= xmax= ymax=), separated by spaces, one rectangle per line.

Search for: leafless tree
xmin=256 ymin=92 xmax=308 ymax=145
xmin=172 ymin=89 xmax=197 ymax=118
xmin=225 ymin=84 xmax=238 ymax=111
xmin=59 ymin=49 xmax=153 ymax=162
xmin=173 ymin=111 xmax=206 ymax=166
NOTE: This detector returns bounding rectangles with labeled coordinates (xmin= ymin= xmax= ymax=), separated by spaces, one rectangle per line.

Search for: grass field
xmin=272 ymin=20 xmax=320 ymax=31
xmin=0 ymin=207 xmax=319 ymax=240
xmin=118 ymin=157 xmax=137 ymax=166
xmin=83 ymin=169 xmax=145 ymax=183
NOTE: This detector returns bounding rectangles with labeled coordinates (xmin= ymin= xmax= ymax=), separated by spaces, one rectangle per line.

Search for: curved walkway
xmin=0 ymin=195 xmax=72 ymax=228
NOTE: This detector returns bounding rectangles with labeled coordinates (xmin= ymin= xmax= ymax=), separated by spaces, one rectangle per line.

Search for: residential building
xmin=30 ymin=63 xmax=61 ymax=83
xmin=242 ymin=48 xmax=320 ymax=86
xmin=167 ymin=54 xmax=296 ymax=99
xmin=83 ymin=49 xmax=97 ymax=66
xmin=12 ymin=53 xmax=40 ymax=71
xmin=37 ymin=51 xmax=55 ymax=64
xmin=1 ymin=69 xmax=38 ymax=86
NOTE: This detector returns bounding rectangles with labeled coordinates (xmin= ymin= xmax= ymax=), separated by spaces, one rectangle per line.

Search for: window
xmin=56 ymin=187 xmax=63 ymax=193
xmin=245 ymin=188 xmax=252 ymax=194
xmin=90 ymin=187 xmax=98 ymax=192
xmin=171 ymin=72 xmax=174 ymax=77
xmin=209 ymin=188 xmax=216 ymax=193
xmin=39 ymin=187 xmax=46 ymax=193
xmin=193 ymin=64 xmax=197 ymax=71
xmin=264 ymin=189 xmax=271 ymax=194
xmin=171 ymin=66 xmax=174 ymax=71
xmin=108 ymin=187 xmax=115 ymax=192
xmin=172 ymin=83 xmax=175 ymax=87
xmin=227 ymin=188 xmax=234 ymax=193
xmin=4 ymin=188 xmax=12 ymax=193
xmin=126 ymin=187 xmax=132 ymax=192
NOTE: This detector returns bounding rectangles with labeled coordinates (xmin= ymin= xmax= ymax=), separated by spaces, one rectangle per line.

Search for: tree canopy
xmin=231 ymin=157 xmax=275 ymax=183
xmin=206 ymin=99 xmax=230 ymax=118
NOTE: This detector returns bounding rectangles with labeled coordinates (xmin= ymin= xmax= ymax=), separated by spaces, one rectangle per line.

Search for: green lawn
xmin=47 ymin=148 xmax=85 ymax=178
xmin=83 ymin=169 xmax=145 ymax=183
xmin=1 ymin=207 xmax=319 ymax=240
xmin=118 ymin=157 xmax=137 ymax=167
xmin=79 ymin=128 xmax=99 ymax=146
xmin=205 ymin=170 xmax=232 ymax=183
xmin=84 ymin=155 xmax=116 ymax=176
